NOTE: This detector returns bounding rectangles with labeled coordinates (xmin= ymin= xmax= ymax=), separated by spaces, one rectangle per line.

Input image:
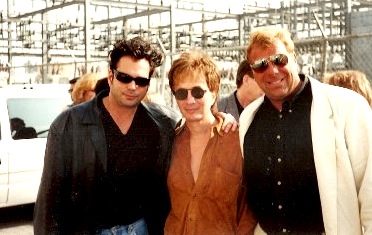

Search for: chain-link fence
xmin=295 ymin=32 xmax=372 ymax=83
xmin=2 ymin=30 xmax=372 ymax=108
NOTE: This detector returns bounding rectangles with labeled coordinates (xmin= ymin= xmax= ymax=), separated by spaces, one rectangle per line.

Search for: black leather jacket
xmin=34 ymin=90 xmax=180 ymax=235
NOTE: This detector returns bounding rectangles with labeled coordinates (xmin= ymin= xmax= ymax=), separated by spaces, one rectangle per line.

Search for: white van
xmin=0 ymin=84 xmax=71 ymax=208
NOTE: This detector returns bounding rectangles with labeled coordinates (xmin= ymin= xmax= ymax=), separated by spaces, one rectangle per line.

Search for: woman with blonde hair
xmin=71 ymin=73 xmax=101 ymax=105
xmin=323 ymin=70 xmax=372 ymax=108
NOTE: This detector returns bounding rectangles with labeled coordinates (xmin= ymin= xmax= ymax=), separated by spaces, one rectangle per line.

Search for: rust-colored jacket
xmin=165 ymin=118 xmax=256 ymax=235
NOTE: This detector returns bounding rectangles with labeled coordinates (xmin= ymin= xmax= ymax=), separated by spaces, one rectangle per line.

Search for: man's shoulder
xmin=142 ymin=102 xmax=181 ymax=122
xmin=313 ymin=78 xmax=364 ymax=100
xmin=219 ymin=92 xmax=235 ymax=102
xmin=53 ymin=99 xmax=96 ymax=125
xmin=65 ymin=100 xmax=95 ymax=118
xmin=217 ymin=92 xmax=235 ymax=107
xmin=310 ymin=77 xmax=370 ymax=112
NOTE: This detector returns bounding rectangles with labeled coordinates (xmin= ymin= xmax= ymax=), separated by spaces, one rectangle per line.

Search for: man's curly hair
xmin=108 ymin=36 xmax=164 ymax=78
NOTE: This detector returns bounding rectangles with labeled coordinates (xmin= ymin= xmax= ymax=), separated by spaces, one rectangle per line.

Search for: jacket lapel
xmin=310 ymin=79 xmax=337 ymax=234
xmin=81 ymin=97 xmax=108 ymax=172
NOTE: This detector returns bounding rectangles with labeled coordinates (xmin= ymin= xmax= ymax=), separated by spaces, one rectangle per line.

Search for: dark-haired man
xmin=217 ymin=59 xmax=263 ymax=121
xmin=34 ymin=37 xmax=179 ymax=235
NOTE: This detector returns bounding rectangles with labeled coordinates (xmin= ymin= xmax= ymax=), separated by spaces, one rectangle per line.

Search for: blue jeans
xmin=97 ymin=218 xmax=148 ymax=235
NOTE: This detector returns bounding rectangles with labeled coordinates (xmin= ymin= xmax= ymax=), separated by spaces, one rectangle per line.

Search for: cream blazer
xmin=239 ymin=78 xmax=372 ymax=235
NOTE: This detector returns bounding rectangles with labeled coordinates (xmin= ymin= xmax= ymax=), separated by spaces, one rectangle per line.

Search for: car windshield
xmin=7 ymin=98 xmax=67 ymax=139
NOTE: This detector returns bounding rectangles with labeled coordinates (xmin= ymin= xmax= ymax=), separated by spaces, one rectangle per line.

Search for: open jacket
xmin=217 ymin=91 xmax=240 ymax=121
xmin=34 ymin=90 xmax=180 ymax=235
xmin=239 ymin=77 xmax=372 ymax=235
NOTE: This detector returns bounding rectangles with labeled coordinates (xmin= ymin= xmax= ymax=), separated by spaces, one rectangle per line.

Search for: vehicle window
xmin=7 ymin=98 xmax=67 ymax=139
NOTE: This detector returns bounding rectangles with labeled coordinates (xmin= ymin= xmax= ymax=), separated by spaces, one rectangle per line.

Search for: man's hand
xmin=216 ymin=112 xmax=238 ymax=133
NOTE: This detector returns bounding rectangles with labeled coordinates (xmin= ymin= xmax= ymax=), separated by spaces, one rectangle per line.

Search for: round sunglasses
xmin=173 ymin=86 xmax=207 ymax=100
xmin=112 ymin=69 xmax=150 ymax=87
xmin=250 ymin=54 xmax=289 ymax=73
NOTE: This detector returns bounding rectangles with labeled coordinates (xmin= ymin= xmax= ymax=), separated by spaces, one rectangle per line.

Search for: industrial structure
xmin=1 ymin=0 xmax=372 ymax=98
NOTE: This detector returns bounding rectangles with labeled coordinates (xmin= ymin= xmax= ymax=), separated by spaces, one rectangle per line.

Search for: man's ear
xmin=108 ymin=69 xmax=114 ymax=83
xmin=242 ymin=74 xmax=251 ymax=84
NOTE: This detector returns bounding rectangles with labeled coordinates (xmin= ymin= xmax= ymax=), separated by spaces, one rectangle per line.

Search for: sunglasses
xmin=112 ymin=69 xmax=150 ymax=87
xmin=173 ymin=86 xmax=207 ymax=100
xmin=250 ymin=54 xmax=289 ymax=73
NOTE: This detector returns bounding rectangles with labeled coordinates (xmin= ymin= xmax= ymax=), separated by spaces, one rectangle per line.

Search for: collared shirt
xmin=243 ymin=75 xmax=325 ymax=234
xmin=165 ymin=117 xmax=256 ymax=235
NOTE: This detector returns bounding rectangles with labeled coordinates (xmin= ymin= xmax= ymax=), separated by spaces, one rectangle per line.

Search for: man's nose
xmin=128 ymin=80 xmax=137 ymax=89
xmin=185 ymin=91 xmax=196 ymax=103
xmin=267 ymin=62 xmax=280 ymax=74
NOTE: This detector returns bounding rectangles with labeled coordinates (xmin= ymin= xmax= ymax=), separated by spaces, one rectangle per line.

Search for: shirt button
xmin=276 ymin=135 xmax=281 ymax=140
xmin=278 ymin=205 xmax=283 ymax=209
xmin=279 ymin=114 xmax=283 ymax=119
xmin=289 ymin=109 xmax=293 ymax=113
xmin=278 ymin=158 xmax=282 ymax=162
xmin=277 ymin=181 xmax=281 ymax=185
xmin=283 ymin=228 xmax=287 ymax=232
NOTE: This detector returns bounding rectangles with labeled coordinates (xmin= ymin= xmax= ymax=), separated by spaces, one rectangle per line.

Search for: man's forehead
xmin=249 ymin=41 xmax=288 ymax=60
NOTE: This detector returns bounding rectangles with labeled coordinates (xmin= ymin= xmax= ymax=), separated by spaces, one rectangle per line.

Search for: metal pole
xmin=312 ymin=10 xmax=328 ymax=78
xmin=84 ymin=0 xmax=92 ymax=74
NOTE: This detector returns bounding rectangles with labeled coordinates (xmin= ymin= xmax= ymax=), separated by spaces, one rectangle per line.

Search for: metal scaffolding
xmin=1 ymin=0 xmax=372 ymax=85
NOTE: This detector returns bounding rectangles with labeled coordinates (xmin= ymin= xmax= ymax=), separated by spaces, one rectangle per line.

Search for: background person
xmin=218 ymin=59 xmax=263 ymax=120
xmin=323 ymin=69 xmax=372 ymax=108
xmin=71 ymin=73 xmax=101 ymax=105
xmin=165 ymin=51 xmax=256 ymax=235
xmin=94 ymin=77 xmax=110 ymax=95
xmin=240 ymin=27 xmax=372 ymax=234
xmin=10 ymin=117 xmax=37 ymax=139
xmin=68 ymin=76 xmax=80 ymax=106
xmin=142 ymin=92 xmax=166 ymax=105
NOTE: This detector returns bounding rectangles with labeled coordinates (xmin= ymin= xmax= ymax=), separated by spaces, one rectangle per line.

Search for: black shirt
xmin=95 ymin=100 xmax=160 ymax=229
xmin=234 ymin=90 xmax=245 ymax=116
xmin=243 ymin=76 xmax=324 ymax=234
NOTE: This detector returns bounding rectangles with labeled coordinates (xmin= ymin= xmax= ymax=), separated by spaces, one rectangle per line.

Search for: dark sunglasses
xmin=173 ymin=86 xmax=207 ymax=100
xmin=250 ymin=54 xmax=289 ymax=73
xmin=112 ymin=69 xmax=150 ymax=87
